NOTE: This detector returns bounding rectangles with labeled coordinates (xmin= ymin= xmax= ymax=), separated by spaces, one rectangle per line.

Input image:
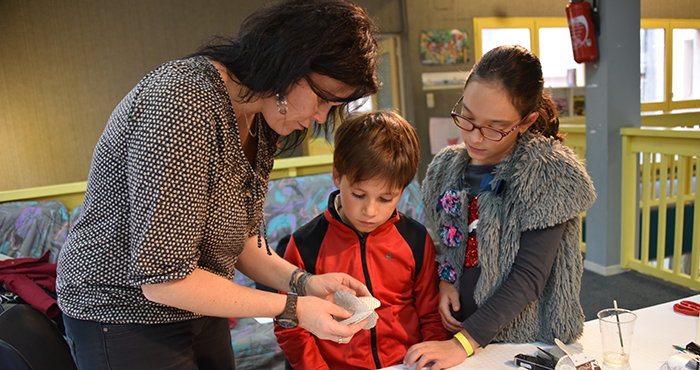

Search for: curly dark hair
xmin=189 ymin=0 xmax=380 ymax=151
xmin=465 ymin=45 xmax=561 ymax=140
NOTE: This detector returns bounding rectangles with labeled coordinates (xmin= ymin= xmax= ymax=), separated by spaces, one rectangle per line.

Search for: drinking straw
xmin=614 ymin=300 xmax=625 ymax=354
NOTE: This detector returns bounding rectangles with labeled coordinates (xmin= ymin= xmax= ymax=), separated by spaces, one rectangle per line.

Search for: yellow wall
xmin=0 ymin=0 xmax=400 ymax=192
xmin=2 ymin=0 xmax=699 ymax=192
xmin=0 ymin=1 xmax=260 ymax=191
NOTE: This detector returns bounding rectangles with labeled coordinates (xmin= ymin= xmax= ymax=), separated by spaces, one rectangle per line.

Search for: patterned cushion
xmin=0 ymin=201 xmax=69 ymax=263
xmin=263 ymin=172 xmax=427 ymax=254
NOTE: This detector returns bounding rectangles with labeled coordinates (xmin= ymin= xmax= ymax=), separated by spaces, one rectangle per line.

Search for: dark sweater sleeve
xmin=462 ymin=223 xmax=566 ymax=347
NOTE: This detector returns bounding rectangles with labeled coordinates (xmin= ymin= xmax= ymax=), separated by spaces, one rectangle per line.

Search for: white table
xmin=383 ymin=295 xmax=700 ymax=369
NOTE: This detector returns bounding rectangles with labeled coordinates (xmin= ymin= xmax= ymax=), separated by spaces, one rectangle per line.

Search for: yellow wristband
xmin=454 ymin=331 xmax=474 ymax=357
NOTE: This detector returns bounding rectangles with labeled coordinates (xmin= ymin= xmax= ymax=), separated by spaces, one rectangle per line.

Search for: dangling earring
xmin=276 ymin=94 xmax=288 ymax=115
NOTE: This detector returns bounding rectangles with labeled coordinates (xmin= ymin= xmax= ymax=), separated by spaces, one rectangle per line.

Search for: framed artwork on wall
xmin=421 ymin=71 xmax=467 ymax=90
xmin=420 ymin=29 xmax=469 ymax=65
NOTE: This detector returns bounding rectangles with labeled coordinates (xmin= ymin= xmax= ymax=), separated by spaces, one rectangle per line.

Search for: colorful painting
xmin=420 ymin=29 xmax=469 ymax=65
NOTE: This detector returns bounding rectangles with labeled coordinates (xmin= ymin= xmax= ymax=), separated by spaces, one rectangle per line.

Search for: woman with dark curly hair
xmin=56 ymin=1 xmax=379 ymax=369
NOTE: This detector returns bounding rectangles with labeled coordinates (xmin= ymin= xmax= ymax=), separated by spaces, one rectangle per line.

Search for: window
xmin=641 ymin=19 xmax=700 ymax=112
xmin=640 ymin=27 xmax=665 ymax=104
xmin=672 ymin=27 xmax=700 ymax=102
xmin=481 ymin=28 xmax=531 ymax=53
xmin=474 ymin=18 xmax=584 ymax=89
xmin=539 ymin=27 xmax=585 ymax=88
xmin=475 ymin=17 xmax=700 ymax=113
xmin=474 ymin=18 xmax=586 ymax=119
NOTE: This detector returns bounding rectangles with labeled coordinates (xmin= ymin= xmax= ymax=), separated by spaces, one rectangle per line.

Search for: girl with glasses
xmin=404 ymin=45 xmax=596 ymax=369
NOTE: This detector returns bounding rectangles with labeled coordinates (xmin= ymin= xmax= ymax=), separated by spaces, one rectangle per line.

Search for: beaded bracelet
xmin=454 ymin=331 xmax=474 ymax=357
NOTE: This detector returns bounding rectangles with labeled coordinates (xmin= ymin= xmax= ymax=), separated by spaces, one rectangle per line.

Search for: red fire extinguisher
xmin=566 ymin=0 xmax=599 ymax=63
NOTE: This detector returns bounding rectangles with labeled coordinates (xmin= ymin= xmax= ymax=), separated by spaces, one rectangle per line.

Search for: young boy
xmin=274 ymin=111 xmax=450 ymax=370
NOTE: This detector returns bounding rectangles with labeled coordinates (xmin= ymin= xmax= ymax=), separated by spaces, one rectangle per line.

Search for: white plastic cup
xmin=598 ymin=308 xmax=637 ymax=366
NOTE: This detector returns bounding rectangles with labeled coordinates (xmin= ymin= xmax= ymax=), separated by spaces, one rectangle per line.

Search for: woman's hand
xmin=404 ymin=338 xmax=468 ymax=370
xmin=296 ymin=295 xmax=366 ymax=343
xmin=438 ymin=280 xmax=463 ymax=332
xmin=304 ymin=272 xmax=371 ymax=300
xmin=292 ymin=273 xmax=371 ymax=343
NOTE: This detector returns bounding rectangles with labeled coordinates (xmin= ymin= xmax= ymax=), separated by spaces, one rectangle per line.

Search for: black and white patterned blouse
xmin=56 ymin=56 xmax=277 ymax=324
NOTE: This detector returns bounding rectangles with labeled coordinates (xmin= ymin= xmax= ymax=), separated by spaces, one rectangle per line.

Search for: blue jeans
xmin=63 ymin=314 xmax=235 ymax=370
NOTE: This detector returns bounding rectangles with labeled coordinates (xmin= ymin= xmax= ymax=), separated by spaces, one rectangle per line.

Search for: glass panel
xmin=641 ymin=28 xmax=665 ymax=104
xmin=481 ymin=28 xmax=531 ymax=57
xmin=539 ymin=27 xmax=585 ymax=88
xmin=672 ymin=28 xmax=700 ymax=101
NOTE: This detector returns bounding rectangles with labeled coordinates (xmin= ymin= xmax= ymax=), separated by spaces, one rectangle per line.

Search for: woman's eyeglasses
xmin=450 ymin=95 xmax=531 ymax=142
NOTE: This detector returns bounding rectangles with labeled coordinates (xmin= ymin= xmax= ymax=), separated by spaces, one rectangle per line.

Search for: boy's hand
xmin=438 ymin=280 xmax=463 ymax=332
xmin=404 ymin=338 xmax=468 ymax=370
xmin=304 ymin=273 xmax=371 ymax=300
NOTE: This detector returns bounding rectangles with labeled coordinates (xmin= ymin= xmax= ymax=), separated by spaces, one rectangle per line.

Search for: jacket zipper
xmin=358 ymin=233 xmax=382 ymax=369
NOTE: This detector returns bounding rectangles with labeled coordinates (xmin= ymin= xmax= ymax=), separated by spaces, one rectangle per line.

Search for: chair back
xmin=0 ymin=304 xmax=78 ymax=370
xmin=0 ymin=339 xmax=33 ymax=370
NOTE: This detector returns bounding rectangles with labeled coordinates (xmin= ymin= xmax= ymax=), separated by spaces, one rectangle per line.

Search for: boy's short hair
xmin=333 ymin=110 xmax=420 ymax=190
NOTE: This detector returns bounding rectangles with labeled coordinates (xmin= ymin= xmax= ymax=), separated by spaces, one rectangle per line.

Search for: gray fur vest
xmin=421 ymin=131 xmax=596 ymax=344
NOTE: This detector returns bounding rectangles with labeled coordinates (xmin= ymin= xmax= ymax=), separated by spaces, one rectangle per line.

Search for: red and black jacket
xmin=274 ymin=191 xmax=449 ymax=370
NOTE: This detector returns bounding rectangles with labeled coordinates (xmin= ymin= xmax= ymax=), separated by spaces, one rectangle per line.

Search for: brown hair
xmin=465 ymin=44 xmax=561 ymax=140
xmin=333 ymin=111 xmax=420 ymax=190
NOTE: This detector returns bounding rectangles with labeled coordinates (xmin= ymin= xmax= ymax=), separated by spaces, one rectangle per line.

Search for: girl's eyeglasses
xmin=450 ymin=95 xmax=531 ymax=142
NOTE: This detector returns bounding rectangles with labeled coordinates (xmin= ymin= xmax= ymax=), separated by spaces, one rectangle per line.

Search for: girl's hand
xmin=296 ymin=295 xmax=366 ymax=343
xmin=304 ymin=272 xmax=371 ymax=300
xmin=438 ymin=280 xmax=463 ymax=332
xmin=404 ymin=338 xmax=468 ymax=370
